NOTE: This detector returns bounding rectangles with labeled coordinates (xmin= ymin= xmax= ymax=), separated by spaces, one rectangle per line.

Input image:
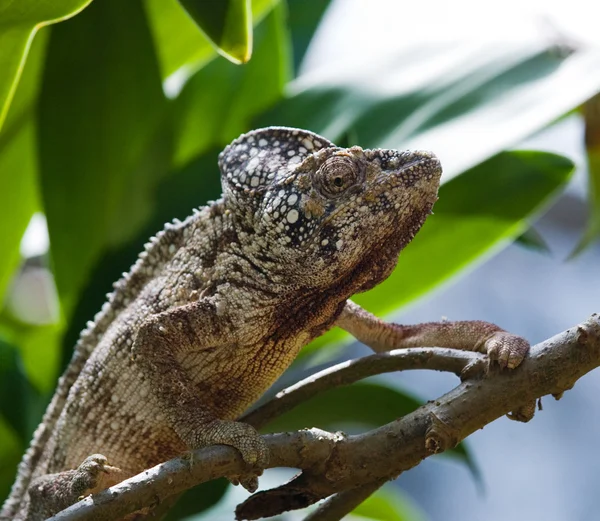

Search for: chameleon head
xmin=219 ymin=127 xmax=441 ymax=291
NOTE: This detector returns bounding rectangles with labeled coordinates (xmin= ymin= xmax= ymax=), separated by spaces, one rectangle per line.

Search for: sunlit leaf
xmin=172 ymin=2 xmax=290 ymax=168
xmin=145 ymin=0 xmax=277 ymax=79
xmin=303 ymin=151 xmax=574 ymax=357
xmin=38 ymin=0 xmax=169 ymax=317
xmin=0 ymin=0 xmax=93 ymax=131
xmin=177 ymin=0 xmax=252 ymax=64
xmin=0 ymin=30 xmax=48 ymax=304
xmin=262 ymin=43 xmax=600 ymax=180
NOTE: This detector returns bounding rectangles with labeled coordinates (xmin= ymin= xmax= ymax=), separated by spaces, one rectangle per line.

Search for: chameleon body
xmin=1 ymin=127 xmax=527 ymax=520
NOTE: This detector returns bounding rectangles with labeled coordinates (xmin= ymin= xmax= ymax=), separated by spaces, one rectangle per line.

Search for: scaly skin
xmin=1 ymin=127 xmax=525 ymax=520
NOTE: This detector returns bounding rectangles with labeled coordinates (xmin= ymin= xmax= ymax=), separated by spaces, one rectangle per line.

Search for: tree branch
xmin=48 ymin=314 xmax=600 ymax=521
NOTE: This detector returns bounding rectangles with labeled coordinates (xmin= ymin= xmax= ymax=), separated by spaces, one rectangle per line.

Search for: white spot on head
xmin=321 ymin=239 xmax=329 ymax=246
xmin=287 ymin=150 xmax=295 ymax=156
xmin=336 ymin=239 xmax=343 ymax=250
xmin=259 ymin=138 xmax=268 ymax=147
xmin=286 ymin=209 xmax=299 ymax=224
xmin=250 ymin=176 xmax=260 ymax=187
xmin=302 ymin=138 xmax=314 ymax=150
xmin=287 ymin=194 xmax=298 ymax=205
xmin=168 ymin=244 xmax=176 ymax=254
xmin=247 ymin=157 xmax=260 ymax=170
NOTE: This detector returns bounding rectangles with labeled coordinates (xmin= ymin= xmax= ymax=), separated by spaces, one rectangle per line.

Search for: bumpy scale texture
xmin=1 ymin=127 xmax=442 ymax=521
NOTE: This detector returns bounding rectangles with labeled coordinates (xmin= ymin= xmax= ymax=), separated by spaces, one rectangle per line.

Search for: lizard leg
xmin=131 ymin=299 xmax=268 ymax=491
xmin=336 ymin=301 xmax=534 ymax=421
xmin=26 ymin=454 xmax=123 ymax=520
xmin=336 ymin=300 xmax=530 ymax=369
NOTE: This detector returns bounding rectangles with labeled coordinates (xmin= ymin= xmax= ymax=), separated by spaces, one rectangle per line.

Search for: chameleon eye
xmin=316 ymin=156 xmax=362 ymax=197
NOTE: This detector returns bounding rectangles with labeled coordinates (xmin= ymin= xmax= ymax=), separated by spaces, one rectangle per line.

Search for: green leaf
xmin=351 ymin=487 xmax=426 ymax=521
xmin=172 ymin=1 xmax=290 ymax=168
xmin=0 ymin=338 xmax=44 ymax=443
xmin=0 ymin=0 xmax=93 ymax=131
xmin=145 ymin=0 xmax=277 ymax=79
xmin=162 ymin=479 xmax=229 ymax=521
xmin=0 ymin=417 xmax=22 ymax=506
xmin=0 ymin=29 xmax=48 ymax=304
xmin=262 ymin=382 xmax=421 ymax=434
xmin=261 ymin=43 xmax=600 ymax=179
xmin=177 ymin=0 xmax=252 ymax=64
xmin=571 ymin=93 xmax=600 ymax=256
xmin=515 ymin=226 xmax=551 ymax=254
xmin=303 ymin=151 xmax=574 ymax=357
xmin=38 ymin=0 xmax=170 ymax=316
xmin=262 ymin=381 xmax=478 ymax=479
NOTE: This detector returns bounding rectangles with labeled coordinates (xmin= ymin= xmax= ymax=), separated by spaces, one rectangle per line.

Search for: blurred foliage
xmin=350 ymin=487 xmax=427 ymax=521
xmin=572 ymin=93 xmax=600 ymax=256
xmin=0 ymin=0 xmax=598 ymax=518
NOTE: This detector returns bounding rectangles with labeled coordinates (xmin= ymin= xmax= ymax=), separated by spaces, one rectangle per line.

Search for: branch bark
xmin=48 ymin=314 xmax=600 ymax=521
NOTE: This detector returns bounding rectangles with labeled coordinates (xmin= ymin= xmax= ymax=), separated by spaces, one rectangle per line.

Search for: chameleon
xmin=1 ymin=127 xmax=529 ymax=520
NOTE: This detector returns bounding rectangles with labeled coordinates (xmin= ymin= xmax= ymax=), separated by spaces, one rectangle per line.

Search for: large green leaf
xmin=145 ymin=0 xmax=277 ymax=79
xmin=38 ymin=0 xmax=169 ymax=316
xmin=0 ymin=0 xmax=93 ymax=131
xmin=172 ymin=1 xmax=290 ymax=168
xmin=262 ymin=43 xmax=600 ymax=179
xmin=0 ymin=30 xmax=48 ymax=304
xmin=304 ymin=151 xmax=574 ymax=356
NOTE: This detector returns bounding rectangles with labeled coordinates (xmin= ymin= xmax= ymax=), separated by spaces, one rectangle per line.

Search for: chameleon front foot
xmin=484 ymin=331 xmax=530 ymax=369
xmin=190 ymin=419 xmax=269 ymax=492
xmin=71 ymin=454 xmax=113 ymax=494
